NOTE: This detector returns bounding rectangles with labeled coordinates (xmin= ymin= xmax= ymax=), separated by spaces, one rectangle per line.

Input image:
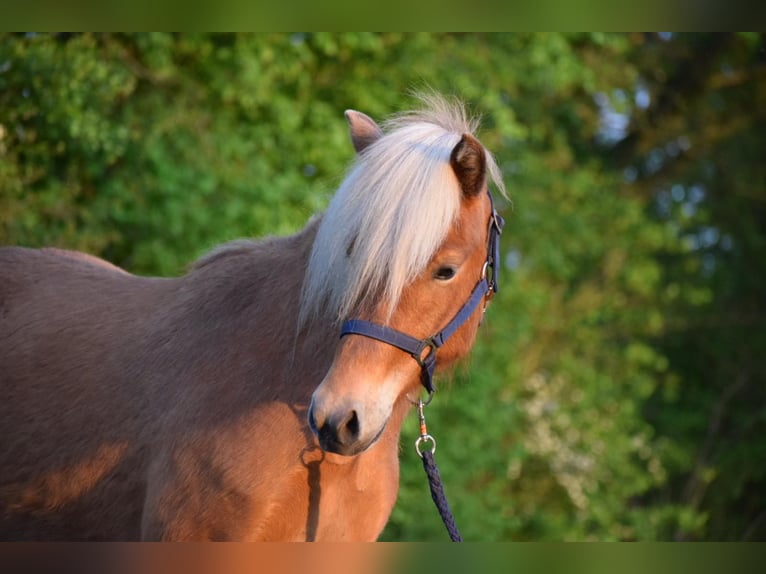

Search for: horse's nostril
xmin=311 ymin=403 xmax=367 ymax=455
xmin=343 ymin=410 xmax=360 ymax=439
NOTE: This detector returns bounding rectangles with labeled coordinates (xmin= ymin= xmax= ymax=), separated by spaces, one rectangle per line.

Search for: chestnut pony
xmin=0 ymin=95 xmax=505 ymax=540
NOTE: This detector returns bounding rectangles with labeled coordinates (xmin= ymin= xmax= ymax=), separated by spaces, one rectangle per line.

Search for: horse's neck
xmin=183 ymin=218 xmax=335 ymax=397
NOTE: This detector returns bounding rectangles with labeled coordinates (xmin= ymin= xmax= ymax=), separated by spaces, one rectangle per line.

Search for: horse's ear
xmin=450 ymin=133 xmax=487 ymax=198
xmin=345 ymin=110 xmax=383 ymax=153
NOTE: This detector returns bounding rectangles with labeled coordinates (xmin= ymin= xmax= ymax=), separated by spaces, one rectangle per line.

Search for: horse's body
xmin=0 ymin=96 xmax=504 ymax=540
xmin=1 ymin=224 xmax=399 ymax=540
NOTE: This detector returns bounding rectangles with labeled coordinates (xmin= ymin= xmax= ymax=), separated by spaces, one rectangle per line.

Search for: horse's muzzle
xmin=307 ymin=401 xmax=384 ymax=457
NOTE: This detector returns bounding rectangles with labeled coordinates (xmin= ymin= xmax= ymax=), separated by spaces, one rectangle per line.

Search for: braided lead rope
xmin=415 ymin=398 xmax=463 ymax=542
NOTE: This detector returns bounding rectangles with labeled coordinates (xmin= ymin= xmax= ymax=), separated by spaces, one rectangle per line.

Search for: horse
xmin=0 ymin=94 xmax=505 ymax=541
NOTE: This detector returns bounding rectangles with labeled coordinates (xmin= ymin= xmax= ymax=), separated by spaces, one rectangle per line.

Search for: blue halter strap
xmin=340 ymin=192 xmax=504 ymax=394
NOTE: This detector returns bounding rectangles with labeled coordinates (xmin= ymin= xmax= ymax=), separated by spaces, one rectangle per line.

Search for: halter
xmin=340 ymin=191 xmax=504 ymax=394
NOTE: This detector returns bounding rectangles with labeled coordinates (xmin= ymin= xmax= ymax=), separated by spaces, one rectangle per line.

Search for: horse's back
xmin=0 ymin=246 xmax=149 ymax=368
xmin=0 ymin=245 xmax=131 ymax=309
xmin=38 ymin=247 xmax=130 ymax=274
xmin=0 ymin=246 xmax=168 ymax=539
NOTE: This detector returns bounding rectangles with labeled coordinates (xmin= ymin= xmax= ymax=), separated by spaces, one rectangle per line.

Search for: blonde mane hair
xmin=299 ymin=95 xmax=504 ymax=326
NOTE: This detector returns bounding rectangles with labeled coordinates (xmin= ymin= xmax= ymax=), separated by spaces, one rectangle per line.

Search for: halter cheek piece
xmin=340 ymin=191 xmax=504 ymax=394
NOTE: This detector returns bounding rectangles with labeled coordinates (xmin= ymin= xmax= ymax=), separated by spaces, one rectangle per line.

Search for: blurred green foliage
xmin=1 ymin=33 xmax=764 ymax=541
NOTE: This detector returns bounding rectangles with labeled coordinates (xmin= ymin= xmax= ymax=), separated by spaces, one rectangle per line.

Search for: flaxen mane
xmin=299 ymin=95 xmax=504 ymax=325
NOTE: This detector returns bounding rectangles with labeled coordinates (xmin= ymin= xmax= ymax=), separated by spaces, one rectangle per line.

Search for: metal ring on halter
xmin=411 ymin=337 xmax=438 ymax=369
xmin=415 ymin=434 xmax=436 ymax=457
xmin=480 ymin=261 xmax=496 ymax=300
xmin=407 ymin=389 xmax=435 ymax=406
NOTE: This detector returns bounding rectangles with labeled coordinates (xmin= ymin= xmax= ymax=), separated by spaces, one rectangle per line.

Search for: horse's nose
xmin=308 ymin=401 xmax=362 ymax=456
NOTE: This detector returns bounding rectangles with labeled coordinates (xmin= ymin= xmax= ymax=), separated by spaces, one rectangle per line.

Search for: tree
xmin=616 ymin=33 xmax=766 ymax=540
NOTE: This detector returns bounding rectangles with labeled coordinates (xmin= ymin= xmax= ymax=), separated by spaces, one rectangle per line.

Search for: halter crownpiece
xmin=340 ymin=191 xmax=504 ymax=394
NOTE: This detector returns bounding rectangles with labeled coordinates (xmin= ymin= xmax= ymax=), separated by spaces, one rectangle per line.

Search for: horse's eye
xmin=434 ymin=266 xmax=456 ymax=281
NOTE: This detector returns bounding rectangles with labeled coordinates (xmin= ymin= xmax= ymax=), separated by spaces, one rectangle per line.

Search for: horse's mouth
xmin=318 ymin=429 xmax=385 ymax=457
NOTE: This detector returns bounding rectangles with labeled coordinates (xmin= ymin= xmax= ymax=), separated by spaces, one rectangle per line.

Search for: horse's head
xmin=303 ymin=99 xmax=504 ymax=456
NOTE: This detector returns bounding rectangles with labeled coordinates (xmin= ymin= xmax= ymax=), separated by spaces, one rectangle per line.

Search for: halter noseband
xmin=339 ymin=191 xmax=504 ymax=394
